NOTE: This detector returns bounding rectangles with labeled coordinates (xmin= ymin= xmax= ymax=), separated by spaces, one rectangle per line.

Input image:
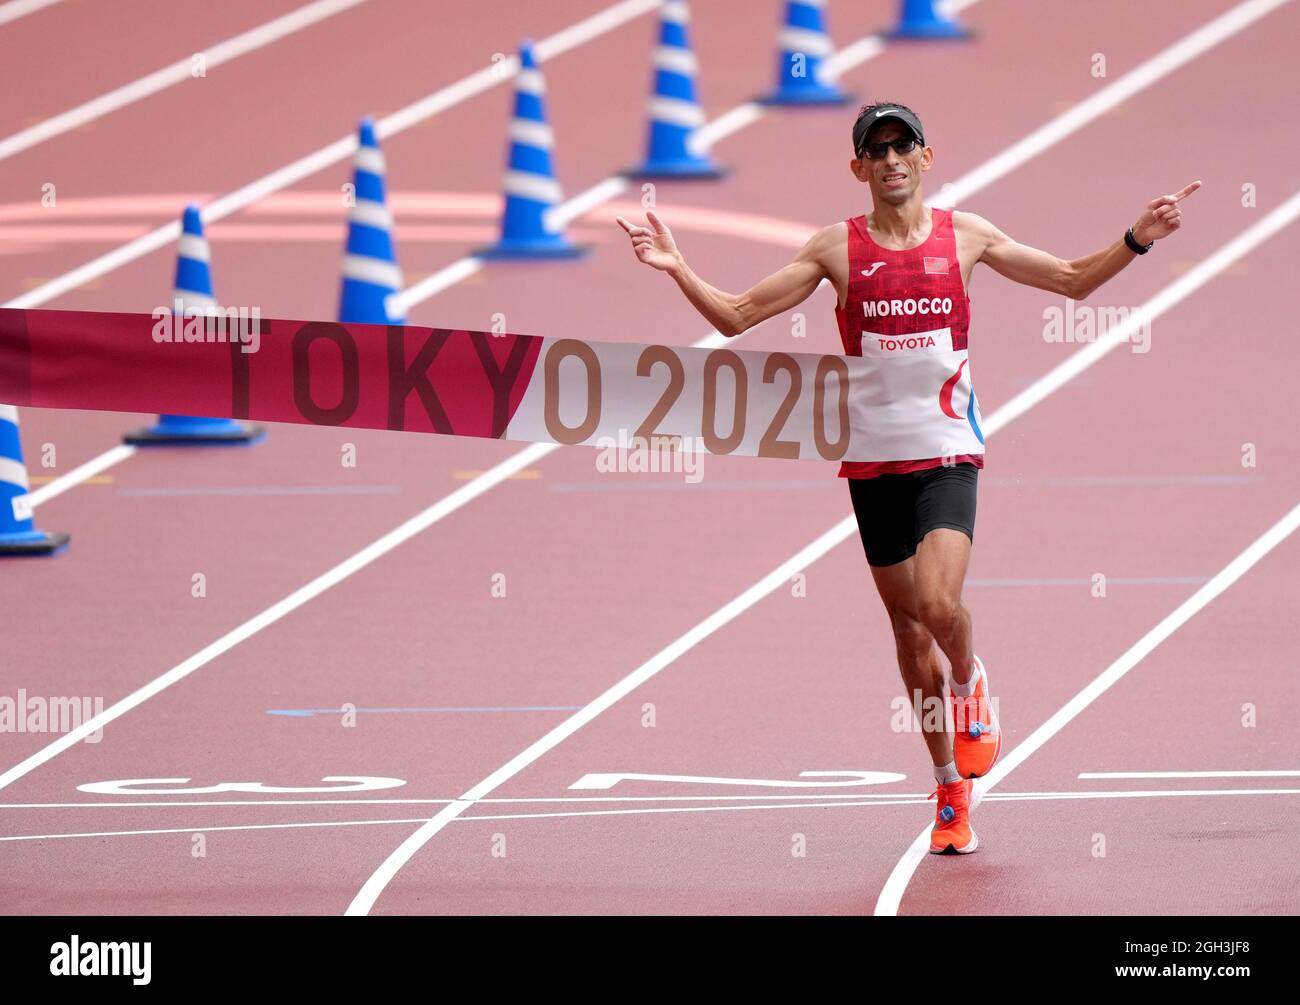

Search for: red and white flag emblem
xmin=923 ymin=257 xmax=948 ymax=275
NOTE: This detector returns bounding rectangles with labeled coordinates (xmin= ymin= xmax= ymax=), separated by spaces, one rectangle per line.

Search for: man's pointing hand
xmin=1133 ymin=180 xmax=1202 ymax=244
xmin=616 ymin=210 xmax=683 ymax=272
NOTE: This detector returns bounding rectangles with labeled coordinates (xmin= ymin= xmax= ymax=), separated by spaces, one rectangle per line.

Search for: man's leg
xmin=912 ymin=462 xmax=980 ymax=687
xmin=850 ymin=472 xmax=978 ymax=852
xmin=910 ymin=466 xmax=1001 ymax=779
xmin=848 ymin=475 xmax=957 ymax=770
xmin=870 ymin=559 xmax=954 ymax=770
xmin=872 ymin=556 xmax=976 ymax=853
xmin=911 ymin=464 xmax=999 ymax=782
xmin=913 ymin=527 xmax=974 ymax=686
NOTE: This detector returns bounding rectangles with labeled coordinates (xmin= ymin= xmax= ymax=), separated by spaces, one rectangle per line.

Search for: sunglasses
xmin=858 ymin=136 xmax=922 ymax=160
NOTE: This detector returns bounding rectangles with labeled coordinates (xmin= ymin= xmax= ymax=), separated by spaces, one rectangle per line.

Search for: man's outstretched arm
xmin=616 ymin=210 xmax=832 ymax=337
xmin=964 ymin=180 xmax=1201 ymax=300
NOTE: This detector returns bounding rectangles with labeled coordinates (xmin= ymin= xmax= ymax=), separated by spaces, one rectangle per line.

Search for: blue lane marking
xmin=267 ymin=706 xmax=584 ymax=717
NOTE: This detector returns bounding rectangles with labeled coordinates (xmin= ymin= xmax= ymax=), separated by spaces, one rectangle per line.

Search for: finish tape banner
xmin=0 ymin=308 xmax=977 ymax=463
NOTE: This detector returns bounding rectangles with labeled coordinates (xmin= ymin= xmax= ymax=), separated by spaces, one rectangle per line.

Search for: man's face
xmin=849 ymin=121 xmax=932 ymax=206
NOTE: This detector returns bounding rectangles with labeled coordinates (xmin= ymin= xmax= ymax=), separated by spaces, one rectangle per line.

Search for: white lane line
xmin=444 ymin=786 xmax=1300 ymax=822
xmin=6 ymin=801 xmax=942 ymax=844
xmin=0 ymin=817 xmax=436 ymax=842
xmin=689 ymin=103 xmax=766 ymax=151
xmin=9 ymin=783 xmax=1297 ymax=811
xmin=2 ymin=0 xmax=659 ymax=312
xmin=8 ymin=787 xmax=1298 ymax=842
xmin=0 ymin=800 xmax=448 ymax=809
xmin=346 ymin=22 xmax=1300 ymax=916
xmin=2 ymin=793 xmax=928 ymax=808
xmin=0 ymin=0 xmax=369 ymax=163
xmin=541 ymin=176 xmax=629 ymax=237
xmin=0 ymin=0 xmax=59 ymax=28
xmin=387 ymin=256 xmax=486 ymax=317
xmin=977 ymin=788 xmax=1300 ymax=801
xmin=27 ymin=443 xmax=134 ymax=508
xmin=1078 ymin=770 xmax=1300 ymax=780
xmin=874 ymin=501 xmax=1300 ymax=916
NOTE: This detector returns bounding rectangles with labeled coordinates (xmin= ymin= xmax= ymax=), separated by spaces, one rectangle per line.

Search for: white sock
xmin=933 ymin=760 xmax=961 ymax=786
xmin=950 ymin=662 xmax=980 ymax=697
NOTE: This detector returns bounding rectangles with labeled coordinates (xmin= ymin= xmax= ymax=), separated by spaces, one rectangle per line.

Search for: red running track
xmin=0 ymin=0 xmax=1297 ymax=915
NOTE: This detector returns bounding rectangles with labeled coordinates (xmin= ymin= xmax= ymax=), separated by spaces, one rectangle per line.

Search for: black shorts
xmin=847 ymin=463 xmax=978 ymax=567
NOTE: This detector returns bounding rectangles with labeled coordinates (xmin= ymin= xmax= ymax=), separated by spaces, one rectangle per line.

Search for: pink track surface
xmin=1 ymin=0 xmax=1298 ymax=915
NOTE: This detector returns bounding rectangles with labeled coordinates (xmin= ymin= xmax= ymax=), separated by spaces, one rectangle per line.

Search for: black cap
xmin=853 ymin=105 xmax=925 ymax=157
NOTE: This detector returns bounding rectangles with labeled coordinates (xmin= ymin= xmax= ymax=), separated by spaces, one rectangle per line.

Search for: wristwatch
xmin=1124 ymin=227 xmax=1154 ymax=255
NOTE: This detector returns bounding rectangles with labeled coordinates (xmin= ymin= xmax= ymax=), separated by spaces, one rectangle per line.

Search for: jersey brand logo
xmin=875 ymin=334 xmax=937 ymax=353
xmin=861 ymin=262 xmax=887 ymax=277
xmin=859 ymin=325 xmax=952 ymax=358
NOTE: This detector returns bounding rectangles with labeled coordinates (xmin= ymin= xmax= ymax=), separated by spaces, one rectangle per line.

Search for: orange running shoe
xmin=928 ymin=778 xmax=978 ymax=854
xmin=950 ymin=654 xmax=1002 ymax=779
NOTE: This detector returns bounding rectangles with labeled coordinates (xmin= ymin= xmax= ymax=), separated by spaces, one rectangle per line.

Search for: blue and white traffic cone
xmin=479 ymin=41 xmax=587 ymax=259
xmin=760 ymin=1 xmax=849 ymax=105
xmin=0 ymin=404 xmax=69 ymax=556
xmin=339 ymin=117 xmax=407 ymax=322
xmin=626 ymin=0 xmax=723 ymax=179
xmin=888 ymin=0 xmax=971 ymax=40
xmin=124 ymin=205 xmax=265 ymax=445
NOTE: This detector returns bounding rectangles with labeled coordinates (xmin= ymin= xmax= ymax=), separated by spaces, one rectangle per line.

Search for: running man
xmin=616 ymin=102 xmax=1199 ymax=854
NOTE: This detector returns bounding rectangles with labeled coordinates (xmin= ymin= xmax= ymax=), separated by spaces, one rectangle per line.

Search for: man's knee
xmin=888 ymin=608 xmax=932 ymax=657
xmin=917 ymin=592 xmax=960 ymax=635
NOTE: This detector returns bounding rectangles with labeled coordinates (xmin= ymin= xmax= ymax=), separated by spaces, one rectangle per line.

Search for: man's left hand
xmin=1133 ymin=180 xmax=1202 ymax=244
